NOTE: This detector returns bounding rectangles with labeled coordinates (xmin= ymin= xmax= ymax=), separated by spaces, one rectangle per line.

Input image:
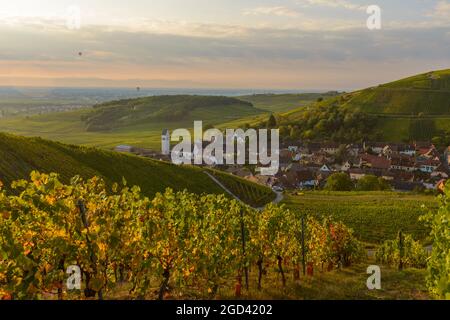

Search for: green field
xmin=0 ymin=93 xmax=340 ymax=150
xmin=0 ymin=108 xmax=259 ymax=151
xmin=374 ymin=116 xmax=450 ymax=142
xmin=0 ymin=95 xmax=270 ymax=150
xmin=238 ymin=92 xmax=338 ymax=113
xmin=339 ymin=70 xmax=450 ymax=115
xmin=281 ymin=191 xmax=438 ymax=245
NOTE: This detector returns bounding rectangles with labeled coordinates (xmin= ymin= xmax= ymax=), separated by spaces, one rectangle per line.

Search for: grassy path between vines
xmin=102 ymin=263 xmax=430 ymax=300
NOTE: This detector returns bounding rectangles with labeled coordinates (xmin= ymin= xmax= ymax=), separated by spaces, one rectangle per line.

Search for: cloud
xmin=243 ymin=6 xmax=300 ymax=17
xmin=429 ymin=0 xmax=450 ymax=19
xmin=297 ymin=0 xmax=366 ymax=11
xmin=1 ymin=15 xmax=450 ymax=89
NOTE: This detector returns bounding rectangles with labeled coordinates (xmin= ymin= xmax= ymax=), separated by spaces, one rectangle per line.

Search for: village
xmin=235 ymin=141 xmax=450 ymax=192
xmin=115 ymin=135 xmax=450 ymax=193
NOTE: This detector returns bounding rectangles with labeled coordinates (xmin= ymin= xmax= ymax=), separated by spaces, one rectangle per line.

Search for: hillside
xmin=238 ymin=92 xmax=339 ymax=113
xmin=280 ymin=69 xmax=450 ymax=142
xmin=332 ymin=69 xmax=450 ymax=115
xmin=0 ymin=132 xmax=274 ymax=206
xmin=84 ymin=95 xmax=263 ymax=131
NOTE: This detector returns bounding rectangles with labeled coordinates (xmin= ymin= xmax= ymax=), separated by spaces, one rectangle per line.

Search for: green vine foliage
xmin=0 ymin=171 xmax=365 ymax=300
xmin=375 ymin=234 xmax=428 ymax=269
xmin=421 ymin=183 xmax=450 ymax=300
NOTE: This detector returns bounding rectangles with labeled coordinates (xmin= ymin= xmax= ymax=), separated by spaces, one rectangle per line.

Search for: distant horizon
xmin=0 ymin=85 xmax=340 ymax=95
xmin=2 ymin=1 xmax=450 ymax=89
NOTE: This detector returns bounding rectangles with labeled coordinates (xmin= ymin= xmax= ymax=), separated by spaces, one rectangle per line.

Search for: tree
xmin=290 ymin=126 xmax=301 ymax=140
xmin=335 ymin=144 xmax=349 ymax=164
xmin=356 ymin=175 xmax=391 ymax=191
xmin=324 ymin=173 xmax=354 ymax=191
xmin=266 ymin=114 xmax=277 ymax=129
xmin=279 ymin=126 xmax=289 ymax=137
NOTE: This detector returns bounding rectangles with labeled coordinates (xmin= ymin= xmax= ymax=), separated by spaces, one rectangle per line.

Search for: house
xmin=349 ymin=169 xmax=366 ymax=180
xmin=417 ymin=158 xmax=441 ymax=173
xmin=382 ymin=145 xmax=395 ymax=157
xmin=399 ymin=144 xmax=416 ymax=157
xmin=292 ymin=153 xmax=302 ymax=161
xmin=360 ymin=154 xmax=391 ymax=170
xmin=296 ymin=171 xmax=318 ymax=189
xmin=390 ymin=156 xmax=416 ymax=172
xmin=383 ymin=144 xmax=415 ymax=157
xmin=320 ymin=142 xmax=340 ymax=155
xmin=311 ymin=153 xmax=327 ymax=165
xmin=368 ymin=142 xmax=386 ymax=155
xmin=278 ymin=171 xmax=300 ymax=189
xmin=320 ymin=164 xmax=332 ymax=172
xmin=340 ymin=161 xmax=352 ymax=172
xmin=431 ymin=165 xmax=449 ymax=179
xmin=416 ymin=143 xmax=437 ymax=157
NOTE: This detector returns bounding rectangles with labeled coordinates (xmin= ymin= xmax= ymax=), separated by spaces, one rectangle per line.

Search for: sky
xmin=0 ymin=0 xmax=449 ymax=90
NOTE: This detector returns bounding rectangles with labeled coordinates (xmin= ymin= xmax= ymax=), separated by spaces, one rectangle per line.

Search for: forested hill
xmin=84 ymin=95 xmax=263 ymax=131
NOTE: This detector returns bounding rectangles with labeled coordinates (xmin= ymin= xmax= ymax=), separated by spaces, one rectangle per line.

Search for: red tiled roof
xmin=360 ymin=154 xmax=391 ymax=170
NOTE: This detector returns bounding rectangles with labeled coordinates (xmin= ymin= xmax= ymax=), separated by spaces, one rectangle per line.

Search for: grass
xmin=0 ymin=93 xmax=335 ymax=150
xmin=88 ymin=263 xmax=430 ymax=300
xmin=375 ymin=116 xmax=450 ymax=142
xmin=281 ymin=191 xmax=438 ymax=245
xmin=278 ymin=69 xmax=450 ymax=141
xmin=0 ymin=97 xmax=268 ymax=150
xmin=238 ymin=93 xmax=338 ymax=113
xmin=0 ymin=109 xmax=219 ymax=150
xmin=334 ymin=69 xmax=450 ymax=115
xmin=218 ymin=264 xmax=430 ymax=300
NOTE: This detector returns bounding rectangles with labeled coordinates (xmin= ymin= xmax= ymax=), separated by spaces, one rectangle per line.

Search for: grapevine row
xmin=0 ymin=172 xmax=364 ymax=300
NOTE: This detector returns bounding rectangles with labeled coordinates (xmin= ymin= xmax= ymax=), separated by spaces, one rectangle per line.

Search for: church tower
xmin=161 ymin=129 xmax=170 ymax=155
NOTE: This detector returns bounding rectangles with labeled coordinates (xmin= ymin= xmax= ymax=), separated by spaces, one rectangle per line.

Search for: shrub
xmin=421 ymin=182 xmax=450 ymax=299
xmin=324 ymin=173 xmax=354 ymax=191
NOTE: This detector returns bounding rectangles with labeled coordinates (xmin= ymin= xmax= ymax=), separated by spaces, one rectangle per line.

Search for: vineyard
xmin=207 ymin=169 xmax=276 ymax=208
xmin=282 ymin=191 xmax=437 ymax=244
xmin=0 ymin=172 xmax=363 ymax=300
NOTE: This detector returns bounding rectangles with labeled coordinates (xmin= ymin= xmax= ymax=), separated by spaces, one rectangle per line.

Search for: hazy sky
xmin=1 ymin=0 xmax=450 ymax=90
